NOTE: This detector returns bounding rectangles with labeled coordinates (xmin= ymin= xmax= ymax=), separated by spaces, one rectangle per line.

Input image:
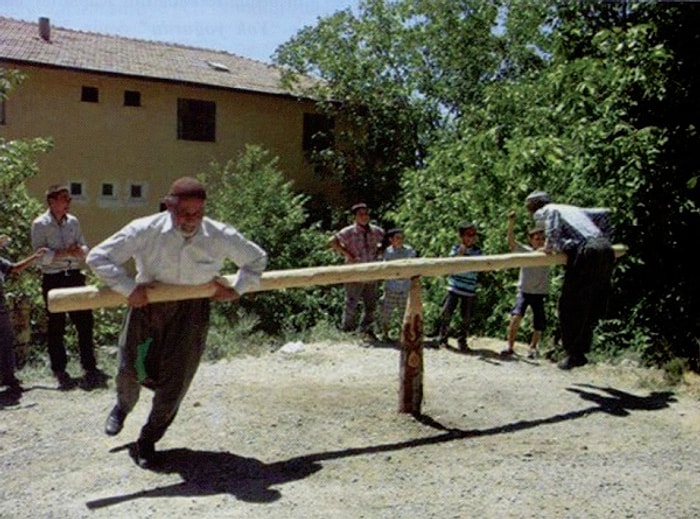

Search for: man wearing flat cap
xmin=87 ymin=176 xmax=267 ymax=468
xmin=329 ymin=202 xmax=385 ymax=341
xmin=525 ymin=190 xmax=615 ymax=370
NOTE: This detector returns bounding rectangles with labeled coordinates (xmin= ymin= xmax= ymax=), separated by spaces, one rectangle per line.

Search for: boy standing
xmin=379 ymin=228 xmax=416 ymax=342
xmin=435 ymin=221 xmax=482 ymax=351
xmin=501 ymin=212 xmax=549 ymax=359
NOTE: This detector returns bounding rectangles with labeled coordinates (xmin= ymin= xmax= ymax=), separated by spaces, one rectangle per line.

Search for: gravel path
xmin=1 ymin=338 xmax=699 ymax=518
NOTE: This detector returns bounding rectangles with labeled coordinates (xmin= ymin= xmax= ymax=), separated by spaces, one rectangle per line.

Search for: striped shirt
xmin=447 ymin=245 xmax=481 ymax=296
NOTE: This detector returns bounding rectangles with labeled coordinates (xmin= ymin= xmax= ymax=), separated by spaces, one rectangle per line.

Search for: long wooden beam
xmin=48 ymin=245 xmax=627 ymax=313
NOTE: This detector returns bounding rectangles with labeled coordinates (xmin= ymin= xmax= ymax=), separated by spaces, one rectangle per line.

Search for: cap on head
xmin=45 ymin=184 xmax=69 ymax=200
xmin=387 ymin=228 xmax=403 ymax=239
xmin=168 ymin=177 xmax=207 ymax=200
xmin=528 ymin=224 xmax=545 ymax=236
xmin=458 ymin=221 xmax=477 ymax=234
xmin=525 ymin=190 xmax=551 ymax=211
xmin=351 ymin=202 xmax=369 ymax=214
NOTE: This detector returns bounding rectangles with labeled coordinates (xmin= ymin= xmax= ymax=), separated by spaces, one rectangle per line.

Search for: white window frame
xmin=97 ymin=180 xmax=120 ymax=208
xmin=68 ymin=180 xmax=87 ymax=202
xmin=126 ymin=181 xmax=149 ymax=207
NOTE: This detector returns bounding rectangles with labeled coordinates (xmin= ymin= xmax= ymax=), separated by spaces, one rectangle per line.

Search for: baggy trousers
xmin=559 ymin=236 xmax=615 ymax=357
xmin=115 ymin=298 xmax=210 ymax=445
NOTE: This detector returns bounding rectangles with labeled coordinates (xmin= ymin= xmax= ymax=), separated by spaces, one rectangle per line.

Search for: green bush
xmin=201 ymin=144 xmax=342 ymax=335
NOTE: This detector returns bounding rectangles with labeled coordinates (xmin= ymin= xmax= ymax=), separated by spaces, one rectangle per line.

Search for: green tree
xmin=201 ymin=145 xmax=340 ymax=335
xmin=275 ymin=0 xmax=523 ymax=214
xmin=276 ymin=1 xmax=699 ymax=368
xmin=1 ymin=68 xmax=54 ymax=359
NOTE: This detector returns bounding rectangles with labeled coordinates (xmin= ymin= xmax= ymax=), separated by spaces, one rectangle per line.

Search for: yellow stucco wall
xmin=0 ymin=64 xmax=339 ymax=245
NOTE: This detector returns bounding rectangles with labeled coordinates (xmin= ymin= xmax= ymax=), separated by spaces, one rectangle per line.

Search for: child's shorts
xmin=511 ymin=292 xmax=546 ymax=331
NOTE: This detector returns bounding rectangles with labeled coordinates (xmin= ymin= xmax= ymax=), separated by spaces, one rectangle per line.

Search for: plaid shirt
xmin=335 ymin=223 xmax=385 ymax=264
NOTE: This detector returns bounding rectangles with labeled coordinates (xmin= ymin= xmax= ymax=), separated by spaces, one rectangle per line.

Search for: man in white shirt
xmin=31 ymin=185 xmax=105 ymax=390
xmin=87 ymin=177 xmax=267 ymax=468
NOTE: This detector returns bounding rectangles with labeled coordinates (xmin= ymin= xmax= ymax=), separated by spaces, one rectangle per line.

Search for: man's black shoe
xmin=55 ymin=371 xmax=76 ymax=391
xmin=105 ymin=406 xmax=126 ymax=436
xmin=135 ymin=439 xmax=157 ymax=469
xmin=558 ymin=354 xmax=588 ymax=370
xmin=82 ymin=369 xmax=108 ymax=390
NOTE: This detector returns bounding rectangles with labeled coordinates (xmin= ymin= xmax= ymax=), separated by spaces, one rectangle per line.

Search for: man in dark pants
xmin=328 ymin=202 xmax=385 ymax=341
xmin=525 ymin=190 xmax=615 ymax=370
xmin=87 ymin=177 xmax=267 ymax=468
xmin=31 ymin=185 xmax=105 ymax=390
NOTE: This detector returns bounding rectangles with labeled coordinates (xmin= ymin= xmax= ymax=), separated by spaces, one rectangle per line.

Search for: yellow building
xmin=0 ymin=16 xmax=338 ymax=245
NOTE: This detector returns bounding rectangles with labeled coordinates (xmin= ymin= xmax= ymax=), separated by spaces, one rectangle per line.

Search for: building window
xmin=0 ymin=99 xmax=5 ymax=125
xmin=302 ymin=113 xmax=335 ymax=154
xmin=177 ymin=98 xmax=216 ymax=142
xmin=124 ymin=90 xmax=141 ymax=107
xmin=69 ymin=181 xmax=86 ymax=200
xmin=127 ymin=182 xmax=148 ymax=206
xmin=100 ymin=182 xmax=117 ymax=199
xmin=130 ymin=184 xmax=143 ymax=199
xmin=81 ymin=86 xmax=99 ymax=103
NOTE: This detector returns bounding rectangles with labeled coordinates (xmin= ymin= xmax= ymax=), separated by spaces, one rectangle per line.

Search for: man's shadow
xmin=565 ymin=383 xmax=676 ymax=417
xmin=86 ymin=384 xmax=676 ymax=510
xmin=86 ymin=448 xmax=322 ymax=509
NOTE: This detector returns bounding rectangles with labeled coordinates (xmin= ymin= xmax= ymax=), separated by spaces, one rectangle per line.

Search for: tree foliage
xmin=275 ymin=1 xmax=699 ymax=368
xmin=201 ymin=145 xmax=340 ymax=335
xmin=1 ymin=68 xmax=54 ymax=353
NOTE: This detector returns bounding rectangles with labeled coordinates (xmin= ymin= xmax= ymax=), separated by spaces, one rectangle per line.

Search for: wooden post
xmin=399 ymin=276 xmax=423 ymax=415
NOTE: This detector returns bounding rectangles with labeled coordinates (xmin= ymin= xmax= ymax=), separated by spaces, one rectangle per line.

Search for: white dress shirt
xmin=86 ymin=211 xmax=267 ymax=297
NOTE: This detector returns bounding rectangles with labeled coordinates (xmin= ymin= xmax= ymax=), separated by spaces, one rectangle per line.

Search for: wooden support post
xmin=399 ymin=276 xmax=423 ymax=415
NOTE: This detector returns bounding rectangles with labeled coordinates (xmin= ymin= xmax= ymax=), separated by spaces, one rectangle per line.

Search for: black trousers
xmin=437 ymin=291 xmax=475 ymax=343
xmin=559 ymin=237 xmax=615 ymax=357
xmin=41 ymin=271 xmax=95 ymax=374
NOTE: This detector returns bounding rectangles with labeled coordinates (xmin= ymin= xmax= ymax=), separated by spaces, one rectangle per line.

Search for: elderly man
xmin=525 ymin=190 xmax=615 ymax=370
xmin=87 ymin=177 xmax=267 ymax=468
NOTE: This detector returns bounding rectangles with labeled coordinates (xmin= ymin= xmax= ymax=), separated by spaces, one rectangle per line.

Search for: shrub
xmin=201 ymin=145 xmax=341 ymax=335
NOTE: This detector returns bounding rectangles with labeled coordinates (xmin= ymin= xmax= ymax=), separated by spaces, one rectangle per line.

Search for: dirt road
xmin=1 ymin=338 xmax=699 ymax=518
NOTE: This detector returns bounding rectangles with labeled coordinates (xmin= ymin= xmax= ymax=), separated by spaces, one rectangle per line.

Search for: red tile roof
xmin=0 ymin=16 xmax=311 ymax=97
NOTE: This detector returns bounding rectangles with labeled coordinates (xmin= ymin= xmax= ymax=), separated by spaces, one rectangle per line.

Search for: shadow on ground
xmin=85 ymin=384 xmax=675 ymax=510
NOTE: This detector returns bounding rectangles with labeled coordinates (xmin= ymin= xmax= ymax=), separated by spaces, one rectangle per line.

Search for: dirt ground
xmin=1 ymin=337 xmax=699 ymax=519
